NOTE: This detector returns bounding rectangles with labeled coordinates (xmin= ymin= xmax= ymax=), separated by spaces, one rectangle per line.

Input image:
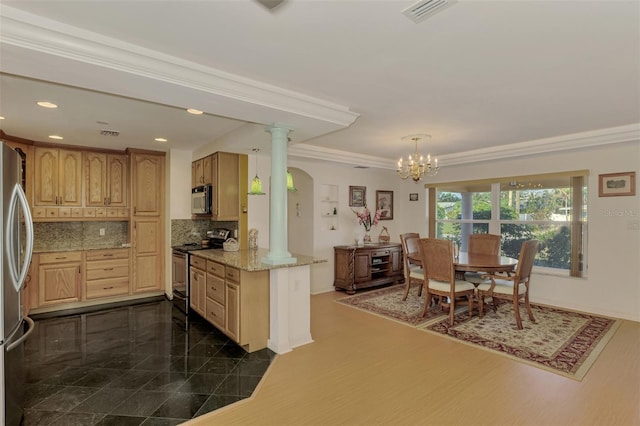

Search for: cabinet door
xmin=132 ymin=218 xmax=162 ymax=293
xmin=213 ymin=152 xmax=239 ymax=220
xmin=354 ymin=252 xmax=372 ymax=282
xmin=202 ymin=155 xmax=212 ymax=185
xmin=131 ymin=153 xmax=164 ymax=216
xmin=85 ymin=152 xmax=108 ymax=206
xmin=58 ymin=149 xmax=83 ymax=206
xmin=226 ymin=282 xmax=240 ymax=342
xmin=107 ymin=154 xmax=127 ymax=207
xmin=390 ymin=248 xmax=403 ymax=275
xmin=190 ymin=267 xmax=206 ymax=315
xmin=34 ymin=147 xmax=59 ymax=206
xmin=39 ymin=262 xmax=81 ymax=306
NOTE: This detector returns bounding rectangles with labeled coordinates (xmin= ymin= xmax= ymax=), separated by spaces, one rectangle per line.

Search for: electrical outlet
xmin=99 ymin=228 xmax=105 ymax=236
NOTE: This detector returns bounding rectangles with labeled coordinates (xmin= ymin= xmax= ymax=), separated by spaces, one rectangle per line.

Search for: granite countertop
xmin=190 ymin=248 xmax=327 ymax=272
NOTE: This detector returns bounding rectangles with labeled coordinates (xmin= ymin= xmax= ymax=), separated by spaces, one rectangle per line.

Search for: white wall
xmin=169 ymin=149 xmax=193 ymax=220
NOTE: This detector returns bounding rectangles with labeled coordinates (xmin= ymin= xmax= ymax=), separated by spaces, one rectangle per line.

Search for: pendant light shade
xmin=287 ymin=170 xmax=297 ymax=192
xmin=248 ymin=149 xmax=265 ymax=195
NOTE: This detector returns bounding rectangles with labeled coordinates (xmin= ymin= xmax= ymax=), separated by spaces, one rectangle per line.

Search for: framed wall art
xmin=409 ymin=193 xmax=419 ymax=201
xmin=376 ymin=190 xmax=393 ymax=220
xmin=349 ymin=186 xmax=366 ymax=207
xmin=598 ymin=172 xmax=636 ymax=197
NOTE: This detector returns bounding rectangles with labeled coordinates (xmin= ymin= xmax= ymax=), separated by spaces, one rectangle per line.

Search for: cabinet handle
xmin=55 ymin=256 xmax=67 ymax=260
xmin=103 ymin=286 xmax=114 ymax=290
xmin=104 ymin=268 xmax=114 ymax=271
xmin=103 ymin=254 xmax=114 ymax=257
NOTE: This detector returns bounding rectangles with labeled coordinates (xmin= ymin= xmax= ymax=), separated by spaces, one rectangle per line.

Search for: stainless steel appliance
xmin=191 ymin=185 xmax=212 ymax=215
xmin=1 ymin=142 xmax=35 ymax=426
xmin=171 ymin=228 xmax=231 ymax=314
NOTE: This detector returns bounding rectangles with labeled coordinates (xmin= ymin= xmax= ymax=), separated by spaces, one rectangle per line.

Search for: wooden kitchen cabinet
xmin=129 ymin=150 xmax=164 ymax=216
xmin=85 ymin=248 xmax=130 ymax=299
xmin=211 ymin=152 xmax=240 ymax=220
xmin=190 ymin=255 xmax=269 ymax=352
xmin=34 ymin=147 xmax=82 ymax=207
xmin=333 ymin=243 xmax=405 ymax=294
xmin=191 ymin=155 xmax=212 ymax=187
xmin=189 ymin=255 xmax=206 ymax=316
xmin=131 ymin=218 xmax=162 ymax=293
xmin=85 ymin=152 xmax=128 ymax=208
xmin=37 ymin=251 xmax=82 ymax=306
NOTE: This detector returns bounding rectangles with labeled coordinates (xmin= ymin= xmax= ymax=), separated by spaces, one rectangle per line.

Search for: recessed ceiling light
xmin=49 ymin=135 xmax=63 ymax=140
xmin=186 ymin=108 xmax=203 ymax=115
xmin=154 ymin=138 xmax=168 ymax=143
xmin=37 ymin=101 xmax=58 ymax=109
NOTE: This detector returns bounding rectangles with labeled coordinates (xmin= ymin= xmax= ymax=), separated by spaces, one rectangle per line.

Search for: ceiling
xmin=1 ymin=0 xmax=639 ymax=167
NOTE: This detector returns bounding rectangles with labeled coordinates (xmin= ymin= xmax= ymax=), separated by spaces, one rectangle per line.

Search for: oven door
xmin=171 ymin=250 xmax=189 ymax=313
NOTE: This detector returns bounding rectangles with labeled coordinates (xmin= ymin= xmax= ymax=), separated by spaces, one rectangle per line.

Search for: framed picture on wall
xmin=598 ymin=172 xmax=636 ymax=197
xmin=376 ymin=190 xmax=393 ymax=220
xmin=409 ymin=193 xmax=419 ymax=201
xmin=349 ymin=186 xmax=366 ymax=207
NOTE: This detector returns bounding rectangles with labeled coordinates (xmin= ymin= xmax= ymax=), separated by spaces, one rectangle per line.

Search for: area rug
xmin=335 ymin=284 xmax=451 ymax=327
xmin=420 ymin=302 xmax=621 ymax=381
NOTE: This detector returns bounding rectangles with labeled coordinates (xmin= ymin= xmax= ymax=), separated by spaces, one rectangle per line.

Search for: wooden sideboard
xmin=334 ymin=243 xmax=404 ymax=294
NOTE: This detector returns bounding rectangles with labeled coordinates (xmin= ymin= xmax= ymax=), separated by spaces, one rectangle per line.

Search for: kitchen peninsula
xmin=190 ymin=248 xmax=326 ymax=354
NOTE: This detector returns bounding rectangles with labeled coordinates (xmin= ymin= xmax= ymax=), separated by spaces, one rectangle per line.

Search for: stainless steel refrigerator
xmin=0 ymin=142 xmax=34 ymax=426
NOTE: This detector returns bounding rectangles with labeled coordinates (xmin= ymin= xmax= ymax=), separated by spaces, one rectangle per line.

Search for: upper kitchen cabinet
xmin=129 ymin=150 xmax=165 ymax=216
xmin=211 ymin=152 xmax=240 ymax=221
xmin=85 ymin=152 xmax=128 ymax=208
xmin=192 ymin=155 xmax=212 ymax=187
xmin=34 ymin=147 xmax=82 ymax=207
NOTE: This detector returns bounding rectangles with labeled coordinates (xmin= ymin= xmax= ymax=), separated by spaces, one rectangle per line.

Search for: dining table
xmin=408 ymin=251 xmax=518 ymax=279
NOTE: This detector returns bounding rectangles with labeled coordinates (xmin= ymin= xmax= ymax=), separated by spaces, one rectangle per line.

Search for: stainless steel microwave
xmin=191 ymin=185 xmax=212 ymax=215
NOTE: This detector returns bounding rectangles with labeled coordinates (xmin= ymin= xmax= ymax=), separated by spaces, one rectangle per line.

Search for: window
xmin=428 ymin=171 xmax=588 ymax=277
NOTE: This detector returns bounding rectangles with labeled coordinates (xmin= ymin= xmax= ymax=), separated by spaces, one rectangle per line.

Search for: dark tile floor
xmin=23 ymin=300 xmax=275 ymax=425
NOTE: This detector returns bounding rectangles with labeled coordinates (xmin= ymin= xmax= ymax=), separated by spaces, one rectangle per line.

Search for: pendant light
xmin=287 ymin=170 xmax=297 ymax=192
xmin=249 ymin=148 xmax=265 ymax=195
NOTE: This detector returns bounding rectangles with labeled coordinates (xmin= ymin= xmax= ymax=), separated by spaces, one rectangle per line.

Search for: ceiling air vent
xmin=100 ymin=129 xmax=120 ymax=137
xmin=402 ymin=0 xmax=457 ymax=23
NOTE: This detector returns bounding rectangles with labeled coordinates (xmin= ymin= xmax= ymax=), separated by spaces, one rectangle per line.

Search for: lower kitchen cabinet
xmin=85 ymin=248 xmax=130 ymax=299
xmin=37 ymin=251 xmax=82 ymax=307
xmin=190 ymin=255 xmax=269 ymax=352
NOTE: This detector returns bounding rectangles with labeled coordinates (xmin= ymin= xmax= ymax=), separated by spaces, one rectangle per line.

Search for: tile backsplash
xmin=34 ymin=221 xmax=128 ymax=252
xmin=171 ymin=219 xmax=237 ymax=246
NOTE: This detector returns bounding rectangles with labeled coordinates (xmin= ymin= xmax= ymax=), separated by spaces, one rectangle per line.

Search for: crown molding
xmin=289 ymin=124 xmax=640 ymax=169
xmin=0 ymin=6 xmax=359 ymax=130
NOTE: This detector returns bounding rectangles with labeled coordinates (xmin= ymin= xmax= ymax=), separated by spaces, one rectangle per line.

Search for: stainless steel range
xmin=171 ymin=229 xmax=231 ymax=314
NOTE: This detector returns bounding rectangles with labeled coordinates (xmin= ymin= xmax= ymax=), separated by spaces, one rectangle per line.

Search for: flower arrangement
xmin=352 ymin=204 xmax=382 ymax=232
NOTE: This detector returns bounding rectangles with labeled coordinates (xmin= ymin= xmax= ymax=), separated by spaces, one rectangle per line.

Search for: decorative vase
xmin=363 ymin=231 xmax=372 ymax=244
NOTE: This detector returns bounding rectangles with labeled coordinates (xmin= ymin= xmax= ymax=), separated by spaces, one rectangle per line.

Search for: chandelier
xmin=396 ymin=134 xmax=439 ymax=182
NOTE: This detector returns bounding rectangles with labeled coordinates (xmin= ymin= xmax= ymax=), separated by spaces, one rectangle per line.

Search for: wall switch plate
xmin=99 ymin=228 xmax=105 ymax=236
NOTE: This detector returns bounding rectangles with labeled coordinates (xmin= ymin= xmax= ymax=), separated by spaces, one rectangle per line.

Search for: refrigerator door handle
xmin=6 ymin=317 xmax=35 ymax=352
xmin=6 ymin=182 xmax=34 ymax=292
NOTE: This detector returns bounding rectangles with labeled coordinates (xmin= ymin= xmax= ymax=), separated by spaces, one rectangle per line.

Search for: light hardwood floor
xmin=187 ymin=290 xmax=640 ymax=426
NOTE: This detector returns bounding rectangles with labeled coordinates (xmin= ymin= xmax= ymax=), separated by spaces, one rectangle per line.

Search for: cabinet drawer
xmin=45 ymin=208 xmax=59 ymax=218
xmin=190 ymin=256 xmax=206 ymax=270
xmin=205 ymin=298 xmax=225 ymax=329
xmin=86 ymin=248 xmax=129 ymax=261
xmin=206 ymin=274 xmax=225 ymax=304
xmin=86 ymin=260 xmax=129 ymax=280
xmin=371 ymin=250 xmax=390 ymax=257
xmin=40 ymin=251 xmax=83 ymax=264
xmin=225 ymin=267 xmax=240 ymax=283
xmin=86 ymin=278 xmax=129 ymax=299
xmin=206 ymin=260 xmax=225 ymax=277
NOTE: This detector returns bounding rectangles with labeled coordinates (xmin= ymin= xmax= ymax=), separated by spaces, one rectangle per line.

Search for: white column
xmin=262 ymin=125 xmax=297 ymax=265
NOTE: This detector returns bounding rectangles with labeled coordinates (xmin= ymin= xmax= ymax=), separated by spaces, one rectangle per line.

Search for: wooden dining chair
xmin=464 ymin=233 xmax=502 ymax=285
xmin=399 ymin=233 xmax=423 ymax=300
xmin=477 ymin=239 xmax=540 ymax=329
xmin=417 ymin=238 xmax=475 ymax=326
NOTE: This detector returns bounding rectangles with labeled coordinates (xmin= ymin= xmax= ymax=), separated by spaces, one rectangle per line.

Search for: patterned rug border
xmin=418 ymin=303 xmax=621 ymax=381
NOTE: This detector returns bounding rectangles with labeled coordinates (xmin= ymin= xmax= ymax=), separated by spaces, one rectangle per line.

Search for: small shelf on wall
xmin=320 ymin=184 xmax=339 ymax=230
